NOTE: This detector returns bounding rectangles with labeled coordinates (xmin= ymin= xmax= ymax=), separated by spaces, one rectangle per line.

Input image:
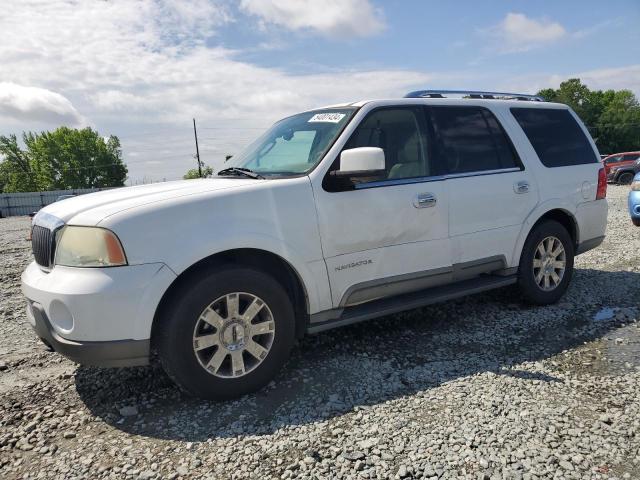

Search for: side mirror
xmin=333 ymin=147 xmax=386 ymax=178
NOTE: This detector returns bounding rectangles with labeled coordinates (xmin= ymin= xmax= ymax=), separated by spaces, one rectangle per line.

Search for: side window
xmin=623 ymin=154 xmax=640 ymax=162
xmin=428 ymin=106 xmax=519 ymax=174
xmin=343 ymin=107 xmax=431 ymax=182
xmin=510 ymin=107 xmax=599 ymax=167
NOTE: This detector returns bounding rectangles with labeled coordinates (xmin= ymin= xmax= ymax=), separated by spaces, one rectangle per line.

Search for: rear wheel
xmin=156 ymin=265 xmax=295 ymax=400
xmin=618 ymin=172 xmax=634 ymax=185
xmin=633 ymin=218 xmax=640 ymax=227
xmin=518 ymin=220 xmax=574 ymax=305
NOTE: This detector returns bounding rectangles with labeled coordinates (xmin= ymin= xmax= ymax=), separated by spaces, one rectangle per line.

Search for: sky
xmin=0 ymin=0 xmax=639 ymax=183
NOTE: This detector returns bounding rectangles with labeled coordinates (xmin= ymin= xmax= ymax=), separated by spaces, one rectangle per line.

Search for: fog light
xmin=49 ymin=300 xmax=74 ymax=332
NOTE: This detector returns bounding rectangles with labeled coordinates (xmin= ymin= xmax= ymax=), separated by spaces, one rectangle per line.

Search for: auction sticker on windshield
xmin=308 ymin=113 xmax=346 ymax=123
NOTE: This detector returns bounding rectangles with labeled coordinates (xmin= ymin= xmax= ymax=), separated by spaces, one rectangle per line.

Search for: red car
xmin=602 ymin=151 xmax=640 ymax=176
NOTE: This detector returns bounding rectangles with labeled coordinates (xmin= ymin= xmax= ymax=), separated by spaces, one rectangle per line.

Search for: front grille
xmin=31 ymin=225 xmax=54 ymax=268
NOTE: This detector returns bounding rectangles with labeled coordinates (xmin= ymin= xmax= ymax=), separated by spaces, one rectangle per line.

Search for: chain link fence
xmin=0 ymin=188 xmax=115 ymax=218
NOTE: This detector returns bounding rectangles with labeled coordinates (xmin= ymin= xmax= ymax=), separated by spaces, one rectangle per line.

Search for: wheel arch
xmin=532 ymin=208 xmax=579 ymax=248
xmin=512 ymin=206 xmax=580 ymax=267
xmin=150 ymin=248 xmax=310 ymax=346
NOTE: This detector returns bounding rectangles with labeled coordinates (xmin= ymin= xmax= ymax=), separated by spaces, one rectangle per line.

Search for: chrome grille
xmin=31 ymin=225 xmax=54 ymax=267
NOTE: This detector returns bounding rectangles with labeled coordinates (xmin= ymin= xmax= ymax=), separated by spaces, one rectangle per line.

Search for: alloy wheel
xmin=192 ymin=292 xmax=275 ymax=378
xmin=532 ymin=236 xmax=566 ymax=291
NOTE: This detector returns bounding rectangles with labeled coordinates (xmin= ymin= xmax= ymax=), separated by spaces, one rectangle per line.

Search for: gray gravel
xmin=1 ymin=185 xmax=639 ymax=480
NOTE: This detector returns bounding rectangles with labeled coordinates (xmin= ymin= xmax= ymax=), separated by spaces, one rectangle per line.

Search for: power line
xmin=199 ymin=137 xmax=255 ymax=142
xmin=125 ymin=153 xmax=193 ymax=162
xmin=199 ymin=126 xmax=268 ymax=130
xmin=114 ymin=129 xmax=192 ymax=139
xmin=3 ymin=156 xmax=194 ymax=176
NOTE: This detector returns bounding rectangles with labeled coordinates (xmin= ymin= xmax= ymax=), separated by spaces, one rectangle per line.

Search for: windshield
xmin=221 ymin=108 xmax=356 ymax=177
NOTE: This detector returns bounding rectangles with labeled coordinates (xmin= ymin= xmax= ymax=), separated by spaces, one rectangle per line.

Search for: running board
xmin=307 ymin=275 xmax=517 ymax=334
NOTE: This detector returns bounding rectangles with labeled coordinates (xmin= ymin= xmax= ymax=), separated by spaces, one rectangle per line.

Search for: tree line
xmin=0 ymin=127 xmax=127 ymax=193
xmin=1 ymin=78 xmax=638 ymax=192
xmin=537 ymin=78 xmax=640 ymax=154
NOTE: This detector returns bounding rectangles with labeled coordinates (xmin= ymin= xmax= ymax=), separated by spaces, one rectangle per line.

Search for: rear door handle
xmin=514 ymin=181 xmax=530 ymax=194
xmin=414 ymin=193 xmax=437 ymax=208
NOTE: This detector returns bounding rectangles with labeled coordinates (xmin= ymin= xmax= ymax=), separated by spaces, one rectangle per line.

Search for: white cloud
xmin=487 ymin=13 xmax=567 ymax=53
xmin=495 ymin=65 xmax=640 ymax=99
xmin=0 ymin=0 xmax=415 ymax=181
xmin=0 ymin=1 xmax=637 ymax=184
xmin=571 ymin=65 xmax=640 ymax=95
xmin=0 ymin=82 xmax=82 ymax=125
xmin=239 ymin=0 xmax=385 ymax=38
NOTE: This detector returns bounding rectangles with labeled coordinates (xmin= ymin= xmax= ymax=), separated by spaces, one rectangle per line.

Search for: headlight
xmin=54 ymin=226 xmax=127 ymax=267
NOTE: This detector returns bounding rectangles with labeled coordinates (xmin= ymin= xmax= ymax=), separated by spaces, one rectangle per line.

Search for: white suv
xmin=22 ymin=90 xmax=608 ymax=399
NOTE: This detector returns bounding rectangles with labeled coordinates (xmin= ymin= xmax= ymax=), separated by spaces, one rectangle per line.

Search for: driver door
xmin=312 ymin=106 xmax=451 ymax=308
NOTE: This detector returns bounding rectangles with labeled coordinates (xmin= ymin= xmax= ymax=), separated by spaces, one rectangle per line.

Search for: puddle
xmin=593 ymin=307 xmax=616 ymax=321
xmin=554 ymin=322 xmax=640 ymax=376
xmin=593 ymin=324 xmax=640 ymax=375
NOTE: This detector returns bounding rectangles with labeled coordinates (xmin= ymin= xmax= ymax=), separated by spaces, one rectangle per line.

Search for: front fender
xmin=165 ymin=231 xmax=330 ymax=315
xmin=99 ymin=177 xmax=331 ymax=315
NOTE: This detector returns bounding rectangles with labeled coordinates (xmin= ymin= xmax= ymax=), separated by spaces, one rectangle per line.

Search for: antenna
xmin=193 ymin=118 xmax=202 ymax=178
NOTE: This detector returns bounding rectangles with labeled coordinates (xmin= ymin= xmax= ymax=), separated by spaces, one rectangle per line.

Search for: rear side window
xmin=428 ymin=106 xmax=520 ymax=174
xmin=511 ymin=108 xmax=598 ymax=167
xmin=623 ymin=153 xmax=640 ymax=161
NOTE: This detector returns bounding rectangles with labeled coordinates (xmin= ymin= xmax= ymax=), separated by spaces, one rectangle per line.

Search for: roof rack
xmin=404 ymin=89 xmax=545 ymax=102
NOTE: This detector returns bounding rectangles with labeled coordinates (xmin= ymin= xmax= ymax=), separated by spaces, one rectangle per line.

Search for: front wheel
xmin=156 ymin=265 xmax=295 ymax=400
xmin=518 ymin=220 xmax=574 ymax=305
xmin=632 ymin=218 xmax=640 ymax=227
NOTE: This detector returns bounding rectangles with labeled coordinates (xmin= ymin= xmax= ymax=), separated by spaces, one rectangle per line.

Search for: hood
xmin=36 ymin=178 xmax=261 ymax=225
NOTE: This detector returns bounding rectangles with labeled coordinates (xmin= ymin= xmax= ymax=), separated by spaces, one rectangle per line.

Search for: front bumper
xmin=629 ymin=191 xmax=640 ymax=219
xmin=21 ymin=261 xmax=177 ymax=366
xmin=27 ymin=301 xmax=150 ymax=367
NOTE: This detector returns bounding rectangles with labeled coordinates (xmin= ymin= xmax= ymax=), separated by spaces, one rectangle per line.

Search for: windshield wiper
xmin=217 ymin=167 xmax=265 ymax=179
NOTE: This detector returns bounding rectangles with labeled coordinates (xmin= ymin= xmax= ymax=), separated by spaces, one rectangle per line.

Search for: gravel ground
xmin=1 ymin=185 xmax=639 ymax=480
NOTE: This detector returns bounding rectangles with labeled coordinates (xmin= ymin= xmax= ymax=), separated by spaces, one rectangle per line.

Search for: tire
xmin=517 ymin=220 xmax=574 ymax=305
xmin=618 ymin=172 xmax=634 ymax=185
xmin=156 ymin=265 xmax=295 ymax=400
xmin=633 ymin=218 xmax=640 ymax=227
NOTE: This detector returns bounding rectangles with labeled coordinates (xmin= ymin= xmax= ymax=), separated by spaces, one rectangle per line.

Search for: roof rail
xmin=404 ymin=89 xmax=545 ymax=102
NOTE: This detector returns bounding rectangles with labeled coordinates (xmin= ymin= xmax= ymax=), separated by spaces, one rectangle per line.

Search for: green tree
xmin=537 ymin=79 xmax=640 ymax=154
xmin=0 ymin=134 xmax=39 ymax=192
xmin=183 ymin=165 xmax=213 ymax=179
xmin=593 ymin=90 xmax=640 ymax=154
xmin=0 ymin=127 xmax=127 ymax=193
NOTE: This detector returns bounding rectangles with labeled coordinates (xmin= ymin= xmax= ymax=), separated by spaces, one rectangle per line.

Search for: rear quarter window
xmin=511 ymin=107 xmax=598 ymax=167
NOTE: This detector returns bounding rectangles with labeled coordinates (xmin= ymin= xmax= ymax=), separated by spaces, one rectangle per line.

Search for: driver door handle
xmin=414 ymin=193 xmax=437 ymax=208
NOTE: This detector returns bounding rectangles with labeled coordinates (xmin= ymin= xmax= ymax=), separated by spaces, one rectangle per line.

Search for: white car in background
xmin=22 ymin=90 xmax=607 ymax=400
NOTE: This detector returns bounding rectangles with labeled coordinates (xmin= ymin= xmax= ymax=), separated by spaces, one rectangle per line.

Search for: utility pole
xmin=193 ymin=118 xmax=202 ymax=178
